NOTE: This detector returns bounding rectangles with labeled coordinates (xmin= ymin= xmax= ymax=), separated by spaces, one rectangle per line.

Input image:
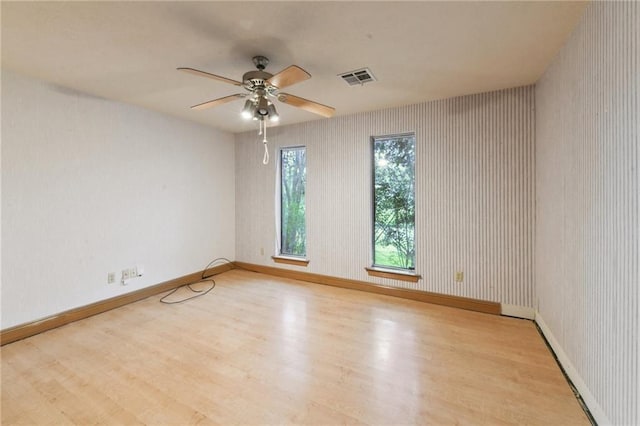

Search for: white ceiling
xmin=1 ymin=1 xmax=586 ymax=134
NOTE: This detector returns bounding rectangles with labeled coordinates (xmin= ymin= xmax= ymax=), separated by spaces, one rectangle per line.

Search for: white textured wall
xmin=236 ymin=86 xmax=535 ymax=307
xmin=1 ymin=69 xmax=236 ymax=329
xmin=536 ymin=1 xmax=639 ymax=425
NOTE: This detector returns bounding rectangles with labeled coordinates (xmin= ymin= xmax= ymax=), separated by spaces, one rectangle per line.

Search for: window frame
xmin=370 ymin=132 xmax=417 ymax=274
xmin=277 ymin=145 xmax=307 ymax=260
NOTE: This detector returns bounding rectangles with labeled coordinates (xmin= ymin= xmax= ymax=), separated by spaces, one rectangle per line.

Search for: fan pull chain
xmin=262 ymin=120 xmax=269 ymax=165
xmin=263 ymin=141 xmax=269 ymax=165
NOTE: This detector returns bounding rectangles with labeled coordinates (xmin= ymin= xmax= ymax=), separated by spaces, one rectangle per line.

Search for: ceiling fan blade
xmin=267 ymin=65 xmax=311 ymax=89
xmin=178 ymin=67 xmax=242 ymax=86
xmin=277 ymin=93 xmax=335 ymax=118
xmin=191 ymin=94 xmax=244 ymax=110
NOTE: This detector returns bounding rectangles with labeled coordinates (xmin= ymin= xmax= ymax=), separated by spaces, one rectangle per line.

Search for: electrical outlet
xmin=121 ymin=266 xmax=143 ymax=285
xmin=260 ymin=247 xmax=264 ymax=256
xmin=107 ymin=272 xmax=115 ymax=284
xmin=136 ymin=264 xmax=144 ymax=277
xmin=455 ymin=271 xmax=464 ymax=282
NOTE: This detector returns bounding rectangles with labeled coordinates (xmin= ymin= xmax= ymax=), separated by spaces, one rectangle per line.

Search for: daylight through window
xmin=280 ymin=147 xmax=306 ymax=257
xmin=372 ymin=134 xmax=416 ymax=270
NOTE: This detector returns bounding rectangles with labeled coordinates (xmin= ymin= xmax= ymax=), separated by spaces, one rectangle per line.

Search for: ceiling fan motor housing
xmin=242 ymin=70 xmax=278 ymax=95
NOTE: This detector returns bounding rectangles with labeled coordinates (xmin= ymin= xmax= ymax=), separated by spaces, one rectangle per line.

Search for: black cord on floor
xmin=160 ymin=257 xmax=236 ymax=304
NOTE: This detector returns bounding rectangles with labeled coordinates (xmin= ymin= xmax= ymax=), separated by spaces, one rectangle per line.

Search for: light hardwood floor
xmin=1 ymin=270 xmax=589 ymax=425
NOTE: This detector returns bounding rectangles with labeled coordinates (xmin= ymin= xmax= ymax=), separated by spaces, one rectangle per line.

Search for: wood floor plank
xmin=1 ymin=270 xmax=589 ymax=425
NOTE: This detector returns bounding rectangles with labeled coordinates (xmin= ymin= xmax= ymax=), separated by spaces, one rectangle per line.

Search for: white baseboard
xmin=535 ymin=312 xmax=610 ymax=425
xmin=501 ymin=304 xmax=535 ymax=319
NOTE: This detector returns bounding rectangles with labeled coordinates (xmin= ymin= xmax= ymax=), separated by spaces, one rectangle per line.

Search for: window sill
xmin=365 ymin=267 xmax=421 ymax=283
xmin=272 ymin=256 xmax=310 ymax=267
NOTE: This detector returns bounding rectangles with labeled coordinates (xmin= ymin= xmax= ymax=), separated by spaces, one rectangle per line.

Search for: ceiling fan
xmin=178 ymin=55 xmax=335 ymax=121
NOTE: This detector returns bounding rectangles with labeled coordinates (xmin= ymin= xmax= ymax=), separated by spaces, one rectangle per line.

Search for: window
xmin=372 ymin=134 xmax=416 ymax=270
xmin=280 ymin=146 xmax=306 ymax=257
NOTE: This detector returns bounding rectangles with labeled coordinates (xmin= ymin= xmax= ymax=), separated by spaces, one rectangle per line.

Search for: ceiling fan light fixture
xmin=256 ymin=96 xmax=269 ymax=116
xmin=241 ymin=99 xmax=255 ymax=119
xmin=267 ymin=103 xmax=279 ymax=122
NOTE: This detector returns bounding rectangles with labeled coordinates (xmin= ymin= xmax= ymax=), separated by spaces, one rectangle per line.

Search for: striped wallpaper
xmin=535 ymin=1 xmax=639 ymax=424
xmin=235 ymin=86 xmax=535 ymax=307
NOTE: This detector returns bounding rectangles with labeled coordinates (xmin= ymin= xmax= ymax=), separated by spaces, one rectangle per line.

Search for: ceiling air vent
xmin=338 ymin=68 xmax=376 ymax=86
